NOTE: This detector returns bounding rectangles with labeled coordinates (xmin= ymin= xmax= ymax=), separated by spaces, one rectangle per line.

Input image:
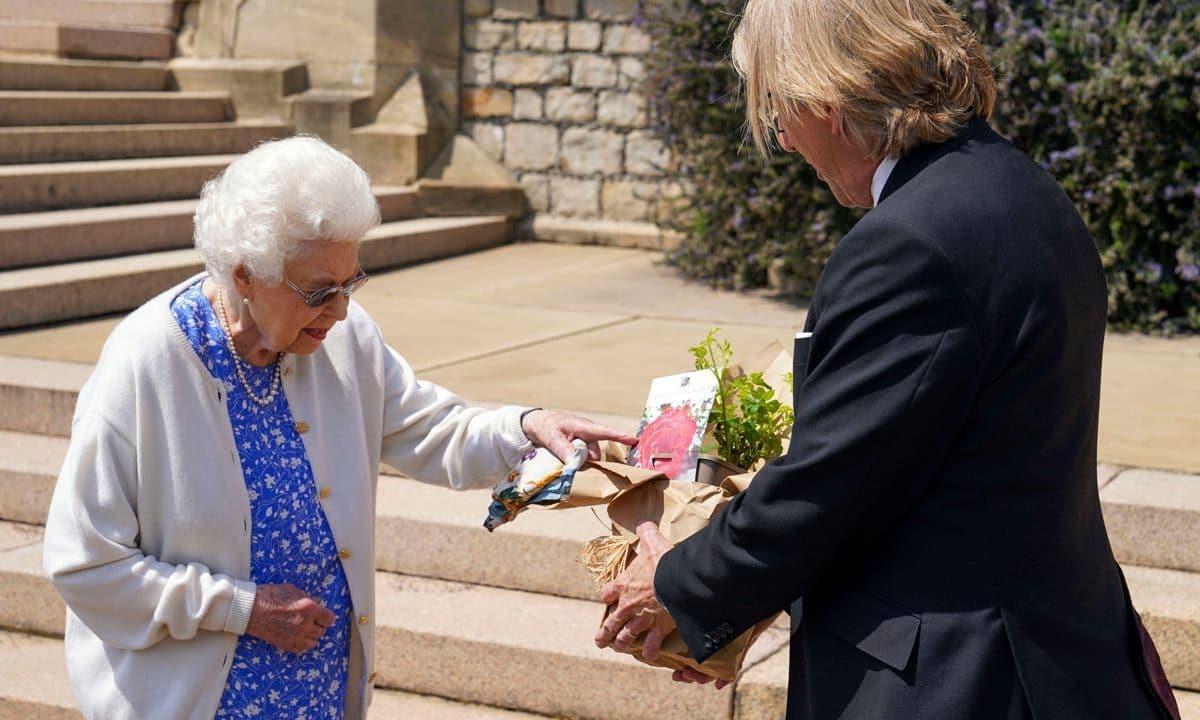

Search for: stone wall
xmin=461 ymin=0 xmax=678 ymax=227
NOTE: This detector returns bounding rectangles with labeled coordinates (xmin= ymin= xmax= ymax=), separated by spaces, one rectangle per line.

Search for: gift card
xmin=626 ymin=370 xmax=720 ymax=482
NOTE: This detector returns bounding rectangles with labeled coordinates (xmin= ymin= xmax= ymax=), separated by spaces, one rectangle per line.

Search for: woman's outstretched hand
xmin=520 ymin=409 xmax=638 ymax=462
xmin=246 ymin=583 xmax=336 ymax=653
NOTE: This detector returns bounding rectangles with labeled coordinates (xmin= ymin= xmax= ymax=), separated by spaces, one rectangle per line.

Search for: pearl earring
xmin=242 ymin=298 xmax=250 ymax=306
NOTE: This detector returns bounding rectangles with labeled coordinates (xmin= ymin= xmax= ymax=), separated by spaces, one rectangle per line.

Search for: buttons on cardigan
xmin=284 ymin=367 xmax=295 ymax=377
xmin=295 ymin=420 xmax=310 ymax=434
xmin=318 ymin=487 xmax=331 ymax=500
xmin=338 ymin=548 xmax=352 ymax=559
xmin=358 ymin=614 xmax=370 ymax=625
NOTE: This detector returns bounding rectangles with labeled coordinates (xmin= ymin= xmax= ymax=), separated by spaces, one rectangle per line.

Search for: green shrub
xmin=643 ymin=0 xmax=1200 ymax=333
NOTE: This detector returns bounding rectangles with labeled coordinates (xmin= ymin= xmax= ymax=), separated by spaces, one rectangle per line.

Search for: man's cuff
xmin=655 ymin=544 xmax=731 ymax=664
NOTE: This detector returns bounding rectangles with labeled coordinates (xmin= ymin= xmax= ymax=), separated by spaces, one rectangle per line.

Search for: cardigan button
xmin=318 ymin=487 xmax=331 ymax=500
xmin=338 ymin=548 xmax=352 ymax=559
xmin=295 ymin=420 xmax=310 ymax=434
xmin=284 ymin=367 xmax=295 ymax=377
xmin=358 ymin=614 xmax=369 ymax=625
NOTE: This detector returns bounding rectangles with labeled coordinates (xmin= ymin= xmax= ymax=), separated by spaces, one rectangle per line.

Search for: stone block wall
xmin=461 ymin=0 xmax=679 ymax=226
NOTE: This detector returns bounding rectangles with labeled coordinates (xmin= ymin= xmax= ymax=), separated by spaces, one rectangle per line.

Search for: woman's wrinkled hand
xmin=245 ymin=583 xmax=336 ymax=653
xmin=520 ymin=409 xmax=638 ymax=462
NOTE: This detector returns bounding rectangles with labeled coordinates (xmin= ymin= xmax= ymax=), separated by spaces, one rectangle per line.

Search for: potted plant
xmin=689 ymin=329 xmax=794 ymax=485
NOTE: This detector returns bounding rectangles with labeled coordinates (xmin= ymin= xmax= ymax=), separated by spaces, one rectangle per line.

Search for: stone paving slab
xmin=353 ymin=242 xmax=643 ymax=302
xmin=1100 ymin=335 xmax=1200 ymax=474
xmin=353 ymin=293 xmax=631 ymax=373
xmin=360 ymin=242 xmax=809 ymax=329
xmin=419 ymin=316 xmax=795 ymax=418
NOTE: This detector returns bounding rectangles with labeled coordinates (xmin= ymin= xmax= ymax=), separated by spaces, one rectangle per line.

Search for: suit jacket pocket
xmin=812 ymin=589 xmax=921 ymax=673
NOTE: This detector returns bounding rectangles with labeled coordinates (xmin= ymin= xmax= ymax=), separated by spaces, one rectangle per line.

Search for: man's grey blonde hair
xmin=732 ymin=0 xmax=996 ymax=159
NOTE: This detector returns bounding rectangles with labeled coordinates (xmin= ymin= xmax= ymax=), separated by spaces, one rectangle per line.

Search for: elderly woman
xmin=43 ymin=135 xmax=634 ymax=720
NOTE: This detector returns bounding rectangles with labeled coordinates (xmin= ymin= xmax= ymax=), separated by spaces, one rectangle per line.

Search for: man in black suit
xmin=594 ymin=0 xmax=1180 ymax=717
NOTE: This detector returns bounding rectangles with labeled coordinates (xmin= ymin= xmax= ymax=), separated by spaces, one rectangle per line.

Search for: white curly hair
xmin=194 ymin=135 xmax=381 ymax=289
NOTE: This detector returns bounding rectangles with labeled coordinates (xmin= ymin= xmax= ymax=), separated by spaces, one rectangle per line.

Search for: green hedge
xmin=643 ymin=0 xmax=1200 ymax=334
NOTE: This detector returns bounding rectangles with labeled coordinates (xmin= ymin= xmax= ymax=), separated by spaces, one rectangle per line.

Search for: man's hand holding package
xmin=596 ymin=524 xmax=682 ymax=663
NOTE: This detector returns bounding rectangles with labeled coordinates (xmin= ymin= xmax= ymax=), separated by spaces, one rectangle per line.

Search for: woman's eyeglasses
xmin=284 ymin=268 xmax=369 ymax=308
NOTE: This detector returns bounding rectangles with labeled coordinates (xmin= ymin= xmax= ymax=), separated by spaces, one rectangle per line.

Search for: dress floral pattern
xmin=171 ymin=281 xmax=351 ymax=719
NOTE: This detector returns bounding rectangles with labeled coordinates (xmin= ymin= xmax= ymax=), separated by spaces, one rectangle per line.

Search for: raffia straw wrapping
xmin=580 ymin=535 xmax=634 ymax=586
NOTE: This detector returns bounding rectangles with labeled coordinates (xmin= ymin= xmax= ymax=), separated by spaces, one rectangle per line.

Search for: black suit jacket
xmin=655 ymin=118 xmax=1177 ymax=719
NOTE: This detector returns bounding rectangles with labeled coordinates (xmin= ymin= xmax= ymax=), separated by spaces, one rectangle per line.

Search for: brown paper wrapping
xmin=561 ymin=446 xmax=771 ymax=681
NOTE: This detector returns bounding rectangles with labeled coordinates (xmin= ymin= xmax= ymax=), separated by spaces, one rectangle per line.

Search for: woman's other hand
xmin=245 ymin=583 xmax=337 ymax=653
xmin=520 ymin=409 xmax=638 ymax=462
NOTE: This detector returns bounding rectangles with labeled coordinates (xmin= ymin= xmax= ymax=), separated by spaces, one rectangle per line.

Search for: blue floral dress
xmin=171 ymin=281 xmax=352 ymax=719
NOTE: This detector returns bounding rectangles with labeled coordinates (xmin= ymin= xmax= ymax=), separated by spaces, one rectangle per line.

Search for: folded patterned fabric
xmin=484 ymin=439 xmax=589 ymax=531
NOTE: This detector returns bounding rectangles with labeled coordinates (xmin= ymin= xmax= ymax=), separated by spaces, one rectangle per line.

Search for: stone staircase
xmin=0 ymin=0 xmax=179 ymax=60
xmin=0 ymin=51 xmax=525 ymax=332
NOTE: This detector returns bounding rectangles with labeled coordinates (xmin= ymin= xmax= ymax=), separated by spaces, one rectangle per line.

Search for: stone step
xmin=0 ymin=629 xmax=555 ymax=720
xmin=0 ymin=186 xmax=422 ymax=270
xmin=0 ymin=430 xmax=64 ymax=525
xmin=0 ymin=56 xmax=168 ymax=91
xmin=1124 ymin=565 xmax=1200 ymax=692
xmin=0 ymin=154 xmax=237 ymax=214
xmin=1104 ymin=468 xmax=1200 ymax=575
xmin=0 ymin=90 xmax=228 ymax=126
xmin=0 ymin=528 xmax=788 ymax=720
xmin=3 ymin=422 xmax=1198 ymax=607
xmin=0 ymin=19 xmax=173 ymax=60
xmin=0 ymin=121 xmax=290 ymax=164
xmin=0 ymin=435 xmax=608 ymax=601
xmin=0 ymin=215 xmax=510 ymax=329
xmin=0 ymin=359 xmax=91 ymax=437
xmin=0 ymin=0 xmax=182 ymax=30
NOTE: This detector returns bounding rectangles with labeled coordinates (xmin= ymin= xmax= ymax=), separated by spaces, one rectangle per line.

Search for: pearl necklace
xmin=215 ymin=290 xmax=284 ymax=408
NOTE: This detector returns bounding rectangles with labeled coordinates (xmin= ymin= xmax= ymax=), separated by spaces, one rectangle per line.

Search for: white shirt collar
xmin=871 ymin=156 xmax=900 ymax=207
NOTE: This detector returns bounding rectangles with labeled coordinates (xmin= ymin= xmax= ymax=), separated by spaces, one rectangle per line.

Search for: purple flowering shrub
xmin=643 ymin=0 xmax=865 ymax=292
xmin=645 ymin=0 xmax=1200 ymax=333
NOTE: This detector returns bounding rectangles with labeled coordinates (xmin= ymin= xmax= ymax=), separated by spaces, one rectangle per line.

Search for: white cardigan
xmin=43 ymin=275 xmax=532 ymax=720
